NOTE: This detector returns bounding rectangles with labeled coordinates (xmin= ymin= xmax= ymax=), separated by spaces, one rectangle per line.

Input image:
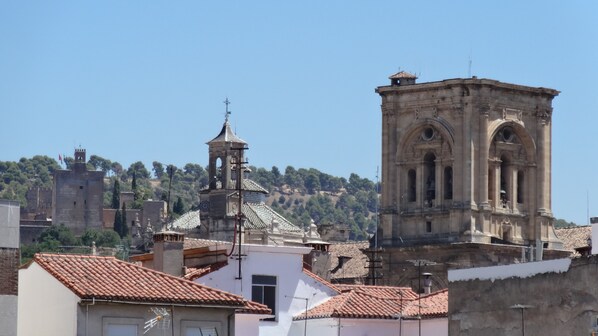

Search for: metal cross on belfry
xmin=224 ymin=97 xmax=231 ymax=121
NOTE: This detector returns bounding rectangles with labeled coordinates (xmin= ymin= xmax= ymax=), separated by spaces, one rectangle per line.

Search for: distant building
xmin=0 ymin=199 xmax=19 ymax=336
xmin=198 ymin=118 xmax=327 ymax=248
xmin=52 ymin=148 xmax=104 ymax=235
xmin=375 ymin=73 xmax=568 ymax=289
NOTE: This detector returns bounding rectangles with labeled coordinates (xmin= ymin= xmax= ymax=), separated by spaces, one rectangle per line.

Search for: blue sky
xmin=1 ymin=2 xmax=597 ymax=224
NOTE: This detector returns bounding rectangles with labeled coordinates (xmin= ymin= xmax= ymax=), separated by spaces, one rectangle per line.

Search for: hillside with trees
xmin=0 ymin=155 xmax=581 ymax=240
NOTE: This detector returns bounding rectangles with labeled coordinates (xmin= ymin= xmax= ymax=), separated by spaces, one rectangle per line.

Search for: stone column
xmin=417 ymin=162 xmax=424 ymax=209
xmin=435 ymin=160 xmax=442 ymax=207
xmin=510 ymin=167 xmax=518 ymax=210
xmin=479 ymin=112 xmax=490 ymax=208
xmin=537 ymin=119 xmax=550 ymax=214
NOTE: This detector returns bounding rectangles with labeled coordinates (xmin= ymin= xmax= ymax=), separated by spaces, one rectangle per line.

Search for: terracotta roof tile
xmin=403 ymin=289 xmax=448 ymax=319
xmin=555 ymin=226 xmax=591 ymax=251
xmin=302 ymin=268 xmax=341 ymax=294
xmin=31 ymin=253 xmax=269 ymax=314
xmin=294 ymin=285 xmax=438 ymax=321
xmin=184 ymin=261 xmax=228 ymax=281
xmin=329 ymin=242 xmax=369 ymax=281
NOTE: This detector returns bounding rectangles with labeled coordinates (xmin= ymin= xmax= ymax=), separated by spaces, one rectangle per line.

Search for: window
xmin=105 ymin=324 xmax=137 ymax=336
xmin=517 ymin=171 xmax=524 ymax=204
xmin=103 ymin=317 xmax=142 ymax=336
xmin=407 ymin=169 xmax=416 ymax=202
xmin=185 ymin=327 xmax=218 ymax=336
xmin=252 ymin=275 xmax=276 ymax=321
xmin=181 ymin=321 xmax=221 ymax=336
xmin=426 ymin=221 xmax=432 ymax=233
xmin=444 ymin=166 xmax=453 ymax=200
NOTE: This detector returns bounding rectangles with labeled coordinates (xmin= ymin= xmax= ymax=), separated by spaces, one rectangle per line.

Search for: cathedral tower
xmin=374 ymin=73 xmax=567 ymax=289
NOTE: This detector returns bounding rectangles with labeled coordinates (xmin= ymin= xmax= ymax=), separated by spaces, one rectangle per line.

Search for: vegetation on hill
xmin=0 ymin=155 xmax=582 ymax=240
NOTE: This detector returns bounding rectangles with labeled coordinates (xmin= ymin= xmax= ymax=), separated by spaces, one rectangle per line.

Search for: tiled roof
xmin=207 ymin=121 xmax=246 ymax=145
xmin=170 ymin=211 xmax=201 ymax=230
xmin=184 ymin=261 xmax=228 ymax=281
xmin=389 ymin=71 xmax=417 ymax=79
xmin=242 ymin=202 xmax=303 ymax=233
xmin=329 ymin=242 xmax=369 ymax=281
xmin=302 ymin=268 xmax=341 ymax=294
xmin=184 ymin=238 xmax=232 ymax=250
xmin=242 ymin=179 xmax=269 ymax=194
xmin=30 ymin=253 xmax=269 ymax=314
xmin=295 ymin=286 xmax=446 ymax=321
xmin=555 ymin=226 xmax=591 ymax=251
xmin=335 ymin=284 xmax=418 ymax=300
xmin=403 ymin=289 xmax=448 ymax=319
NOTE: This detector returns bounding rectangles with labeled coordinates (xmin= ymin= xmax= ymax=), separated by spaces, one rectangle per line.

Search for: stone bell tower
xmin=199 ymin=107 xmax=248 ymax=242
xmin=374 ymin=72 xmax=567 ymax=290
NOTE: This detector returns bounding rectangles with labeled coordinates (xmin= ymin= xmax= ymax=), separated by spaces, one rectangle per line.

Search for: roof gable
xmin=32 ymin=253 xmax=269 ymax=314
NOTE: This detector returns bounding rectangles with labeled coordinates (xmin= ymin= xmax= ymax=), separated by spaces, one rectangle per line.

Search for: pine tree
xmin=111 ymin=180 xmax=120 ymax=209
xmin=173 ymin=196 xmax=185 ymax=215
xmin=113 ymin=208 xmax=123 ymax=237
xmin=132 ymin=172 xmax=138 ymax=200
xmin=121 ymin=203 xmax=129 ymax=238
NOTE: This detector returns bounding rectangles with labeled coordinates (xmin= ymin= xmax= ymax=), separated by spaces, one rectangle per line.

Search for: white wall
xmin=289 ymin=317 xmax=448 ymax=336
xmin=196 ymin=244 xmax=338 ymax=336
xmin=18 ymin=262 xmax=79 ymax=336
xmin=234 ymin=313 xmax=262 ymax=336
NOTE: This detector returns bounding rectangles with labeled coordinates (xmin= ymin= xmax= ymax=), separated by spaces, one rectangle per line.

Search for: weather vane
xmin=224 ymin=97 xmax=231 ymax=122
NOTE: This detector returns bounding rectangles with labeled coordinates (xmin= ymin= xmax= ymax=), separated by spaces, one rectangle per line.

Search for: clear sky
xmin=1 ymin=1 xmax=597 ymax=224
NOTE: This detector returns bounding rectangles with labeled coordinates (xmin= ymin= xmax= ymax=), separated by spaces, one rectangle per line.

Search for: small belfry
xmin=374 ymin=73 xmax=568 ymax=290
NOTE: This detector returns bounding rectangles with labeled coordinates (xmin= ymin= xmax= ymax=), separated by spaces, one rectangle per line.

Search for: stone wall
xmin=378 ymin=243 xmax=570 ymax=292
xmin=52 ymin=167 xmax=104 ymax=235
xmin=448 ymin=256 xmax=598 ymax=335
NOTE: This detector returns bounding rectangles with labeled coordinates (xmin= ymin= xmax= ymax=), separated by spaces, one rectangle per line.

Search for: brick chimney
xmin=153 ymin=231 xmax=184 ymax=277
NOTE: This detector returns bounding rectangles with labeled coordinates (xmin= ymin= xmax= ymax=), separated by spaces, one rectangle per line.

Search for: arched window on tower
xmin=407 ymin=169 xmax=416 ymax=202
xmin=444 ymin=166 xmax=453 ymax=200
xmin=500 ymin=155 xmax=510 ymax=207
xmin=517 ymin=171 xmax=524 ymax=204
xmin=216 ymin=157 xmax=223 ymax=189
xmin=424 ymin=153 xmax=436 ymax=205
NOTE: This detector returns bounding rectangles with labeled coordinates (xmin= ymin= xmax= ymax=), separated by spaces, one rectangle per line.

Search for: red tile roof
xmin=336 ymin=284 xmax=418 ymax=300
xmin=295 ymin=286 xmax=446 ymax=321
xmin=184 ymin=261 xmax=228 ymax=281
xmin=30 ymin=253 xmax=270 ymax=314
xmin=403 ymin=289 xmax=448 ymax=319
xmin=302 ymin=268 xmax=341 ymax=294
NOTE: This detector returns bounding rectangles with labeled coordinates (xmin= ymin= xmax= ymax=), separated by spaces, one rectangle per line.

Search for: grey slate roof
xmin=207 ymin=121 xmax=246 ymax=145
xmin=242 ymin=202 xmax=303 ymax=233
xmin=170 ymin=210 xmax=201 ymax=230
xmin=242 ymin=179 xmax=269 ymax=194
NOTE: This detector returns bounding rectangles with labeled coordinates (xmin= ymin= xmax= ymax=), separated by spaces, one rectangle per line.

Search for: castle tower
xmin=199 ymin=115 xmax=248 ymax=242
xmin=52 ymin=148 xmax=104 ymax=235
xmin=374 ymin=73 xmax=567 ymax=290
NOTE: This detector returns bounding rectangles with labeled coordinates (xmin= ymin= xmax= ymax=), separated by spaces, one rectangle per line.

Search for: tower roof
xmin=388 ymin=71 xmax=417 ymax=80
xmin=207 ymin=120 xmax=247 ymax=145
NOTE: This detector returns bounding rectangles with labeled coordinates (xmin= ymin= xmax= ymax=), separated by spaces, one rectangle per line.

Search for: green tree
xmin=121 ymin=203 xmax=129 ymax=238
xmin=173 ymin=196 xmax=185 ymax=215
xmin=127 ymin=161 xmax=150 ymax=179
xmin=88 ymin=155 xmax=112 ymax=173
xmin=304 ymin=173 xmax=321 ymax=194
xmin=152 ymin=161 xmax=165 ymax=179
xmin=113 ymin=208 xmax=123 ymax=238
xmin=111 ymin=180 xmax=121 ymax=209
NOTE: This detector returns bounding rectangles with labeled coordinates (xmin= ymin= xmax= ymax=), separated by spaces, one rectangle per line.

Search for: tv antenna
xmin=143 ymin=307 xmax=171 ymax=334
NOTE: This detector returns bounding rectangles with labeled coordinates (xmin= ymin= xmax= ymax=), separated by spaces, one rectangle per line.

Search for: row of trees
xmin=20 ymin=224 xmax=121 ymax=263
